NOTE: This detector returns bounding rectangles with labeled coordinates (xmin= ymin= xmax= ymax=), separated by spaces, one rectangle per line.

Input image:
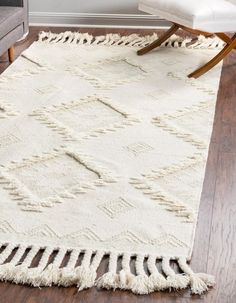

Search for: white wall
xmin=29 ymin=0 xmax=141 ymax=14
xmin=28 ymin=0 xmax=166 ymax=28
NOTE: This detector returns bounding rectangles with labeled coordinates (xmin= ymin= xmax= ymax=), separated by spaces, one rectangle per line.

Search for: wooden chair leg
xmin=179 ymin=25 xmax=212 ymax=37
xmin=137 ymin=23 xmax=179 ymax=56
xmin=188 ymin=33 xmax=236 ymax=78
xmin=8 ymin=47 xmax=14 ymax=63
xmin=216 ymin=33 xmax=236 ymax=50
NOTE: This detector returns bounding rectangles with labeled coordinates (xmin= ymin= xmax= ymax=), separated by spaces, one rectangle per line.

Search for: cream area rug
xmin=0 ymin=32 xmax=223 ymax=295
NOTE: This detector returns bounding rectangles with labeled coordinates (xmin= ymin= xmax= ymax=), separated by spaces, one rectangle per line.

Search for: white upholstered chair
xmin=137 ymin=0 xmax=236 ymax=78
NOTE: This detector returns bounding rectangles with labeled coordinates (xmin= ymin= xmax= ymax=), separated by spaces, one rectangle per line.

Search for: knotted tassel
xmin=39 ymin=248 xmax=67 ymax=286
xmin=58 ymin=249 xmax=81 ymax=286
xmin=27 ymin=247 xmax=53 ymax=287
xmin=178 ymin=257 xmax=215 ymax=295
xmin=96 ymin=252 xmax=119 ymax=290
xmin=147 ymin=255 xmax=168 ymax=291
xmin=77 ymin=250 xmax=103 ymax=291
xmin=0 ymin=245 xmax=26 ymax=281
xmin=75 ymin=250 xmax=92 ymax=289
xmin=119 ymin=253 xmax=135 ymax=290
xmin=162 ymin=257 xmax=190 ymax=289
xmin=13 ymin=246 xmax=39 ymax=284
xmin=130 ymin=254 xmax=150 ymax=295
xmin=0 ymin=244 xmax=15 ymax=264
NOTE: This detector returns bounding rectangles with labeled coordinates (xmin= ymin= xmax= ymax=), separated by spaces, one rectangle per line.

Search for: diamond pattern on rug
xmin=124 ymin=142 xmax=154 ymax=156
xmin=26 ymin=225 xmax=59 ymax=237
xmin=148 ymin=88 xmax=173 ymax=101
xmin=103 ymin=230 xmax=146 ymax=245
xmin=167 ymin=71 xmax=217 ymax=96
xmin=68 ymin=56 xmax=148 ymax=89
xmin=98 ymin=197 xmax=134 ymax=219
xmin=30 ymin=95 xmax=139 ymax=142
xmin=129 ymin=154 xmax=205 ymax=222
xmin=163 ymin=102 xmax=215 ymax=140
xmin=152 ymin=99 xmax=215 ymax=149
xmin=0 ymin=148 xmax=116 ymax=212
xmin=34 ymin=84 xmax=61 ymax=95
xmin=149 ymin=233 xmax=189 ymax=248
xmin=65 ymin=228 xmax=101 ymax=241
xmin=77 ymin=121 xmax=198 ymax=180
xmin=0 ymin=134 xmax=20 ymax=148
xmin=0 ymin=220 xmax=16 ymax=234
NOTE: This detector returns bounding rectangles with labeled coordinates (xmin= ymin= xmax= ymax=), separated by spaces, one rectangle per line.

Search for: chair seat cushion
xmin=139 ymin=0 xmax=236 ymax=32
xmin=0 ymin=7 xmax=24 ymax=39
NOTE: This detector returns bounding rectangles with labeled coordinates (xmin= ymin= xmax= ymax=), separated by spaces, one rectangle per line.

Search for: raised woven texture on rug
xmin=0 ymin=32 xmax=223 ymax=295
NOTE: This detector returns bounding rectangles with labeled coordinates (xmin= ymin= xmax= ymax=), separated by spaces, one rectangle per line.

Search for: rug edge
xmin=0 ymin=242 xmax=215 ymax=295
xmin=37 ymin=31 xmax=225 ymax=49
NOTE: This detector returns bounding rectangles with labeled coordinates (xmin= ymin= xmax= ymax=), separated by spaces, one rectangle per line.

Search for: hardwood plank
xmin=206 ymin=151 xmax=236 ymax=303
xmin=205 ymin=52 xmax=236 ymax=303
xmin=0 ymin=282 xmax=76 ymax=303
xmin=221 ymin=51 xmax=236 ymax=126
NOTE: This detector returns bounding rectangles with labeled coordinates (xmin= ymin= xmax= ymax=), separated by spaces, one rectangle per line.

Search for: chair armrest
xmin=0 ymin=0 xmax=26 ymax=7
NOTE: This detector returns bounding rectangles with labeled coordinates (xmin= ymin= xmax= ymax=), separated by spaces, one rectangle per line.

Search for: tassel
xmin=131 ymin=274 xmax=150 ymax=295
xmin=162 ymin=257 xmax=190 ymax=289
xmin=119 ymin=253 xmax=135 ymax=289
xmin=0 ymin=245 xmax=26 ymax=281
xmin=13 ymin=246 xmax=39 ymax=284
xmin=38 ymin=248 xmax=67 ymax=286
xmin=130 ymin=255 xmax=150 ymax=295
xmin=96 ymin=271 xmax=119 ymax=290
xmin=195 ymin=273 xmax=215 ymax=287
xmin=75 ymin=250 xmax=93 ymax=290
xmin=119 ymin=270 xmax=135 ymax=289
xmin=39 ymin=265 xmax=60 ymax=287
xmin=147 ymin=255 xmax=168 ymax=291
xmin=96 ymin=252 xmax=119 ymax=290
xmin=76 ymin=266 xmax=96 ymax=290
xmin=27 ymin=247 xmax=53 ymax=287
xmin=0 ymin=264 xmax=18 ymax=281
xmin=76 ymin=250 xmax=103 ymax=291
xmin=58 ymin=249 xmax=81 ymax=286
xmin=59 ymin=268 xmax=78 ymax=286
xmin=178 ymin=257 xmax=215 ymax=295
xmin=26 ymin=267 xmax=43 ymax=287
xmin=0 ymin=243 xmax=15 ymax=264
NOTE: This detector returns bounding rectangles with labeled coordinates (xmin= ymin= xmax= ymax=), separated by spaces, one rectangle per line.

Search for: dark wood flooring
xmin=0 ymin=27 xmax=235 ymax=303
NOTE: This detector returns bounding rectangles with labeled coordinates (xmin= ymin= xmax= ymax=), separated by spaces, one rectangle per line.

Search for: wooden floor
xmin=0 ymin=27 xmax=235 ymax=303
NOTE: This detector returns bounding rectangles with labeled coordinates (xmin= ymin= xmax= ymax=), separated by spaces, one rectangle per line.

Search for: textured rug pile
xmin=0 ymin=32 xmax=223 ymax=294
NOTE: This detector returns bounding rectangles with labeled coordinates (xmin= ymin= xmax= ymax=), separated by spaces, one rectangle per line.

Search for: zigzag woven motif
xmin=0 ymin=32 xmax=223 ymax=295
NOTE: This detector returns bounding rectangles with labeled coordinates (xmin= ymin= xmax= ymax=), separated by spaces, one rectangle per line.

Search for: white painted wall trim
xmin=29 ymin=12 xmax=170 ymax=28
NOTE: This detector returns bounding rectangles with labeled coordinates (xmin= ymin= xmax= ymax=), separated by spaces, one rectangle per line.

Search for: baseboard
xmin=29 ymin=12 xmax=170 ymax=28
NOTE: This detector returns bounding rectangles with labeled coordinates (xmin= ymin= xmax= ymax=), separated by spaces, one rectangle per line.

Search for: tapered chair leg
xmin=216 ymin=33 xmax=236 ymax=49
xmin=137 ymin=24 xmax=179 ymax=56
xmin=8 ymin=47 xmax=14 ymax=63
xmin=188 ymin=34 xmax=236 ymax=78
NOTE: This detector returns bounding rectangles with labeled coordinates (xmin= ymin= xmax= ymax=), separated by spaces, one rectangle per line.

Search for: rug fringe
xmin=37 ymin=31 xmax=224 ymax=49
xmin=0 ymin=243 xmax=215 ymax=295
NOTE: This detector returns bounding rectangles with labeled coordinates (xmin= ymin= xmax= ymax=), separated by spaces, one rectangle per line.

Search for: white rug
xmin=0 ymin=32 xmax=223 ymax=294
